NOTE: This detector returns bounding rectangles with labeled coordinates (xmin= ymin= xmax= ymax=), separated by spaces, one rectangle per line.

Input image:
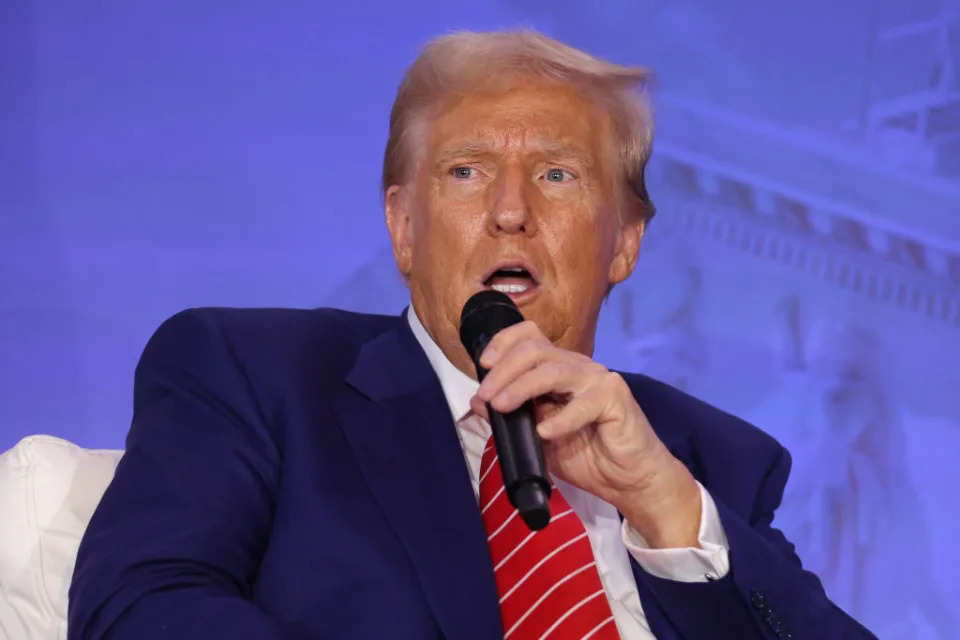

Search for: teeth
xmin=503 ymin=267 xmax=526 ymax=273
xmin=491 ymin=283 xmax=530 ymax=294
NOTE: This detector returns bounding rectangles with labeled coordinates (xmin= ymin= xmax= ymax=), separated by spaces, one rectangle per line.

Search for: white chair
xmin=0 ymin=436 xmax=123 ymax=640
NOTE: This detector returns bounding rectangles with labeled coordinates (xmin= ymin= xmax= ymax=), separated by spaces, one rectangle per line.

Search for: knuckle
xmin=545 ymin=360 xmax=568 ymax=379
xmin=527 ymin=339 xmax=557 ymax=364
xmin=520 ymin=320 xmax=539 ymax=334
xmin=511 ymin=340 xmax=539 ymax=364
xmin=524 ymin=321 xmax=549 ymax=341
xmin=519 ymin=337 xmax=542 ymax=354
xmin=587 ymin=361 xmax=609 ymax=377
xmin=603 ymin=371 xmax=628 ymax=392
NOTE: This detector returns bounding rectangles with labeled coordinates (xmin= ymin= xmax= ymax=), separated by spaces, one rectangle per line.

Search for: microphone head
xmin=459 ymin=290 xmax=525 ymax=357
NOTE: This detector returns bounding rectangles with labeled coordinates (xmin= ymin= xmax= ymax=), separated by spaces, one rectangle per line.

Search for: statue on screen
xmin=620 ymin=264 xmax=706 ymax=394
xmin=752 ymin=296 xmax=957 ymax=640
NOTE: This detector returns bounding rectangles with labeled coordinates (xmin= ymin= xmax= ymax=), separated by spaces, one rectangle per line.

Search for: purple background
xmin=3 ymin=1 xmax=959 ymax=637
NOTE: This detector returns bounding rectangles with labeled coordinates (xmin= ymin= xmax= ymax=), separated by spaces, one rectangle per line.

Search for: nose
xmin=487 ymin=166 xmax=535 ymax=236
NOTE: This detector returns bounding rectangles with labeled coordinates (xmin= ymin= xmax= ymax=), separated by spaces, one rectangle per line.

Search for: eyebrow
xmin=434 ymin=141 xmax=594 ymax=168
xmin=540 ymin=143 xmax=594 ymax=168
xmin=434 ymin=143 xmax=490 ymax=166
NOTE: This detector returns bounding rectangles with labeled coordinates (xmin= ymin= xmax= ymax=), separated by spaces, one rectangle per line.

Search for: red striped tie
xmin=479 ymin=436 xmax=620 ymax=639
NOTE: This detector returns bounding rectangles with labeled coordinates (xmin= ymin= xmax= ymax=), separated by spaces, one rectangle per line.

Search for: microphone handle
xmin=473 ymin=334 xmax=552 ymax=531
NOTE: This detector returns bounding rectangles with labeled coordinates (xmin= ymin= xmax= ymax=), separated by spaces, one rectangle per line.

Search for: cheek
xmin=553 ymin=208 xmax=616 ymax=278
xmin=546 ymin=236 xmax=617 ymax=319
xmin=413 ymin=196 xmax=483 ymax=280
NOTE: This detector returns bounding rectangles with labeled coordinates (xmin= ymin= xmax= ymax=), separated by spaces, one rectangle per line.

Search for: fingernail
xmin=537 ymin=421 xmax=552 ymax=438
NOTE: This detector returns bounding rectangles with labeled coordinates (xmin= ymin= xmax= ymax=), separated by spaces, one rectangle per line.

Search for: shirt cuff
xmin=621 ymin=482 xmax=730 ymax=582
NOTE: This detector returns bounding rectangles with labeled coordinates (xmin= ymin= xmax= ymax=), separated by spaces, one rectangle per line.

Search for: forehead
xmin=426 ymin=82 xmax=608 ymax=159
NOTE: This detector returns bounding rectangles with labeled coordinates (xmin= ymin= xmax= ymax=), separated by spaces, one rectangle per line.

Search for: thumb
xmin=470 ymin=394 xmax=490 ymax=422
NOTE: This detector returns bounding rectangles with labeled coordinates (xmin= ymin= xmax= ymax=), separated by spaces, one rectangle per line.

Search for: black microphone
xmin=460 ymin=290 xmax=551 ymax=531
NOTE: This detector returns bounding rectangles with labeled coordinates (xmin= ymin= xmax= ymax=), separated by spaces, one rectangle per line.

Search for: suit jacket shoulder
xmin=134 ymin=306 xmax=402 ymax=439
xmin=144 ymin=305 xmax=399 ymax=380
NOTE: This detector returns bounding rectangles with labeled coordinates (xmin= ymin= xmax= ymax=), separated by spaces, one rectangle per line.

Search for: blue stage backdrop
xmin=2 ymin=1 xmax=958 ymax=636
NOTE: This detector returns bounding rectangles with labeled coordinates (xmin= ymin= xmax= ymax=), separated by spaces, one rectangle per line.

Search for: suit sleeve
xmin=630 ymin=446 xmax=878 ymax=639
xmin=68 ymin=310 xmax=295 ymax=640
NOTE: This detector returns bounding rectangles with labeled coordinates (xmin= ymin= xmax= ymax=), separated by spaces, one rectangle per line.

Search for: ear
xmin=385 ymin=185 xmax=414 ymax=277
xmin=608 ymin=220 xmax=644 ymax=286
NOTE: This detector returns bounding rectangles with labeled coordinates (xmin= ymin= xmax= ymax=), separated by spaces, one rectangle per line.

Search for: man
xmin=69 ymin=30 xmax=875 ymax=639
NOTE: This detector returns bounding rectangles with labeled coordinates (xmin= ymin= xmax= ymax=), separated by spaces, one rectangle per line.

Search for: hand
xmin=471 ymin=321 xmax=702 ymax=549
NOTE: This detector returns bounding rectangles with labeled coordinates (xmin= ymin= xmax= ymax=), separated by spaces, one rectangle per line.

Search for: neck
xmin=409 ymin=303 xmax=481 ymax=382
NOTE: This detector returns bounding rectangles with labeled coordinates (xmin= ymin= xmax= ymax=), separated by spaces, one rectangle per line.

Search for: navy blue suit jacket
xmin=68 ymin=307 xmax=875 ymax=639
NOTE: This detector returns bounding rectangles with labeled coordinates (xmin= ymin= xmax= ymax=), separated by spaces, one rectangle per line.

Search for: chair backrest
xmin=0 ymin=435 xmax=123 ymax=640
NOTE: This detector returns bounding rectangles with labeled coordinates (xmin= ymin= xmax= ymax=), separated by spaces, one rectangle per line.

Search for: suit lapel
xmin=334 ymin=317 xmax=502 ymax=640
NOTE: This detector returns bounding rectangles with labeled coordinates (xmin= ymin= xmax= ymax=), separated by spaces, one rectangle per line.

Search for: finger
xmin=542 ymin=432 xmax=591 ymax=469
xmin=533 ymin=396 xmax=564 ymax=424
xmin=469 ymin=394 xmax=490 ymax=422
xmin=479 ymin=320 xmax=545 ymax=368
xmin=537 ymin=373 xmax=639 ymax=441
xmin=473 ymin=388 xmax=559 ymax=425
xmin=478 ymin=339 xmax=588 ymax=403
xmin=479 ymin=338 xmax=564 ymax=401
xmin=536 ymin=391 xmax=604 ymax=440
xmin=487 ymin=361 xmax=584 ymax=413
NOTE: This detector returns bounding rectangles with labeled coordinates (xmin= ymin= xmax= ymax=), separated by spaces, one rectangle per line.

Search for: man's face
xmin=386 ymin=80 xmax=644 ymax=376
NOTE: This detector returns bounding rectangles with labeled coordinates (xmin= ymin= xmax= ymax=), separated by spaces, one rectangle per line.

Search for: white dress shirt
xmin=407 ymin=307 xmax=730 ymax=639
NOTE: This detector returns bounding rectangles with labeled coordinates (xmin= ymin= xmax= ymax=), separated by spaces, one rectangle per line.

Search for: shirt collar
xmin=406 ymin=305 xmax=479 ymax=423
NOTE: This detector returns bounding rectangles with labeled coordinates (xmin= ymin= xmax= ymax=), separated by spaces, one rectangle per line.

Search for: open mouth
xmin=482 ymin=264 xmax=540 ymax=298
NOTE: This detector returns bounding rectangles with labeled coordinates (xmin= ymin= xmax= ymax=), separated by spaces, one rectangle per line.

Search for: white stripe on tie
xmin=536 ymin=589 xmax=606 ymax=640
xmin=487 ymin=508 xmax=520 ymax=542
xmin=492 ymin=509 xmax=574 ymax=572
xmin=499 ymin=531 xmax=589 ymax=604
xmin=503 ymin=561 xmax=597 ymax=638
xmin=582 ymin=617 xmax=617 ymax=639
xmin=481 ymin=484 xmax=506 ymax=514
xmin=479 ymin=455 xmax=499 ymax=485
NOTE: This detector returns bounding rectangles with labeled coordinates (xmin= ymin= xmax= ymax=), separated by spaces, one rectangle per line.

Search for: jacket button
xmin=749 ymin=589 xmax=766 ymax=611
xmin=763 ymin=610 xmax=779 ymax=627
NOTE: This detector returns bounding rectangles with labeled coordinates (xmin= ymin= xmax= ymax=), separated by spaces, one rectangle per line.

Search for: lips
xmin=482 ymin=261 xmax=540 ymax=297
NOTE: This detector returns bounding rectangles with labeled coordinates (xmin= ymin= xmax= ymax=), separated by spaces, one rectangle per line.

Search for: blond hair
xmin=382 ymin=29 xmax=656 ymax=223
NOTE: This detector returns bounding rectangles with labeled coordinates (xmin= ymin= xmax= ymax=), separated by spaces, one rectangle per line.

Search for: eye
xmin=451 ymin=166 xmax=475 ymax=179
xmin=543 ymin=168 xmax=574 ymax=183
